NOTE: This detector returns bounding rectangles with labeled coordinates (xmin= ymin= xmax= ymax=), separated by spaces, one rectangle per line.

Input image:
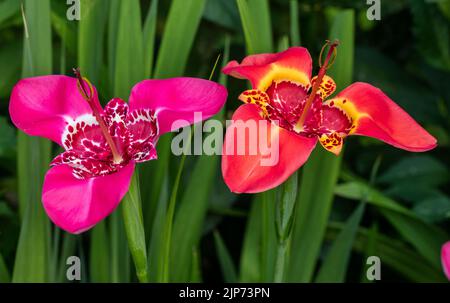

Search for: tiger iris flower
xmin=221 ymin=42 xmax=437 ymax=193
xmin=9 ymin=71 xmax=227 ymax=233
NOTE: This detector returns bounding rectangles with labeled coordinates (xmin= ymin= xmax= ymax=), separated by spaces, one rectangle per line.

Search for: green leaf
xmin=326 ymin=223 xmax=447 ymax=282
xmin=412 ymin=193 xmax=450 ymax=223
xmin=289 ymin=0 xmax=300 ymax=46
xmin=13 ymin=0 xmax=52 ymax=283
xmin=236 ymin=0 xmax=273 ymax=54
xmin=411 ymin=0 xmax=450 ymax=71
xmin=78 ymin=0 xmax=109 ymax=83
xmin=0 ymin=253 xmax=10 ymax=283
xmin=121 ymin=171 xmax=148 ymax=282
xmin=170 ymin=154 xmax=218 ymax=281
xmin=0 ymin=41 xmax=21 ymax=98
xmin=158 ymin=146 xmax=188 ymax=282
xmin=203 ymin=0 xmax=239 ymax=30
xmin=0 ymin=0 xmax=20 ymax=25
xmin=148 ymin=175 xmax=169 ymax=282
xmin=0 ymin=116 xmax=16 ymax=157
xmin=380 ymin=209 xmax=447 ymax=270
xmin=153 ymin=0 xmax=206 ymax=78
xmin=336 ymin=174 xmax=448 ymax=270
xmin=335 ymin=181 xmax=413 ymax=217
xmin=378 ymin=155 xmax=448 ymax=187
xmin=110 ymin=210 xmax=130 ymax=282
xmin=287 ymin=9 xmax=354 ymax=282
xmin=89 ymin=222 xmax=110 ymax=282
xmin=143 ymin=0 xmax=158 ymax=77
xmin=214 ymin=231 xmax=238 ymax=283
xmin=316 ymin=203 xmax=365 ymax=282
xmin=239 ymin=200 xmax=262 ymax=282
xmin=113 ymin=0 xmax=144 ymax=99
xmin=190 ymin=247 xmax=202 ymax=282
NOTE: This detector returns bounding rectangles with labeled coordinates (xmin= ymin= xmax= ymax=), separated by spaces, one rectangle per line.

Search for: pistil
xmin=294 ymin=40 xmax=339 ymax=132
xmin=73 ymin=68 xmax=123 ymax=164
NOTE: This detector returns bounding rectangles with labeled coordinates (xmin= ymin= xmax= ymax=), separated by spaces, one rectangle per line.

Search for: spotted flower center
xmin=51 ymin=98 xmax=159 ymax=179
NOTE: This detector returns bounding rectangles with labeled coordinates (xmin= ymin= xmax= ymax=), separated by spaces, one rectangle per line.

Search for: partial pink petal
xmin=42 ymin=163 xmax=134 ymax=234
xmin=9 ymin=75 xmax=98 ymax=145
xmin=334 ymin=82 xmax=437 ymax=152
xmin=222 ymin=47 xmax=312 ymax=90
xmin=442 ymin=241 xmax=450 ymax=280
xmin=128 ymin=77 xmax=227 ymax=135
xmin=222 ymin=104 xmax=317 ymax=193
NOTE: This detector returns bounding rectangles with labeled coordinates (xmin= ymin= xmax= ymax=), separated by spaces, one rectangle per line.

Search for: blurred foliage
xmin=0 ymin=0 xmax=449 ymax=282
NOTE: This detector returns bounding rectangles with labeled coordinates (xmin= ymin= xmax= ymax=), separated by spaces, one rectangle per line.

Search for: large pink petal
xmin=42 ymin=163 xmax=134 ymax=234
xmin=222 ymin=104 xmax=317 ymax=193
xmin=222 ymin=47 xmax=312 ymax=90
xmin=128 ymin=77 xmax=227 ymax=135
xmin=9 ymin=75 xmax=97 ymax=145
xmin=442 ymin=241 xmax=450 ymax=280
xmin=335 ymin=82 xmax=437 ymax=152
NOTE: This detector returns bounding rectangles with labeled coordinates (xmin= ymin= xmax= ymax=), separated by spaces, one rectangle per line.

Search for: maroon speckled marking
xmin=52 ymin=98 xmax=159 ymax=179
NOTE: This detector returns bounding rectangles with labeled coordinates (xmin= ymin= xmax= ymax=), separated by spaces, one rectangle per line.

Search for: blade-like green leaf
xmin=170 ymin=152 xmax=218 ymax=281
xmin=239 ymin=199 xmax=262 ymax=282
xmin=190 ymin=247 xmax=202 ymax=282
xmin=113 ymin=0 xmax=144 ymax=98
xmin=326 ymin=223 xmax=447 ymax=282
xmin=143 ymin=0 xmax=158 ymax=77
xmin=236 ymin=0 xmax=273 ymax=54
xmin=289 ymin=0 xmax=300 ymax=46
xmin=13 ymin=0 xmax=52 ymax=283
xmin=315 ymin=203 xmax=365 ymax=282
xmin=153 ymin=0 xmax=206 ymax=78
xmin=287 ymin=9 xmax=354 ymax=282
xmin=214 ymin=231 xmax=238 ymax=283
xmin=78 ymin=0 xmax=109 ymax=83
xmin=0 ymin=0 xmax=19 ymax=25
xmin=121 ymin=171 xmax=148 ymax=282
xmin=336 ymin=174 xmax=448 ymax=270
xmin=89 ymin=223 xmax=110 ymax=282
xmin=0 ymin=253 xmax=10 ymax=283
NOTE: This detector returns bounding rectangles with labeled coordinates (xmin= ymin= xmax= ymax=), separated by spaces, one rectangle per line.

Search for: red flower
xmin=221 ymin=42 xmax=437 ymax=193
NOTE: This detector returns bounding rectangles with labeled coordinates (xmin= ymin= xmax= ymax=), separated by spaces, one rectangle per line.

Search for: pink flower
xmin=9 ymin=71 xmax=227 ymax=233
xmin=221 ymin=43 xmax=437 ymax=193
xmin=442 ymin=241 xmax=450 ymax=280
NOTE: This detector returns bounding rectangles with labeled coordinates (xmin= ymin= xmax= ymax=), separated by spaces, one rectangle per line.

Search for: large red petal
xmin=222 ymin=104 xmax=317 ymax=193
xmin=128 ymin=77 xmax=227 ymax=135
xmin=222 ymin=47 xmax=313 ymax=90
xmin=9 ymin=75 xmax=98 ymax=146
xmin=42 ymin=163 xmax=134 ymax=234
xmin=334 ymin=82 xmax=437 ymax=152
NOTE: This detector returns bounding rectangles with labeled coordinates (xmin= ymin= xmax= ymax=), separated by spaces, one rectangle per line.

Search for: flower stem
xmin=274 ymin=171 xmax=298 ymax=282
xmin=122 ymin=170 xmax=149 ymax=283
xmin=274 ymin=240 xmax=288 ymax=282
